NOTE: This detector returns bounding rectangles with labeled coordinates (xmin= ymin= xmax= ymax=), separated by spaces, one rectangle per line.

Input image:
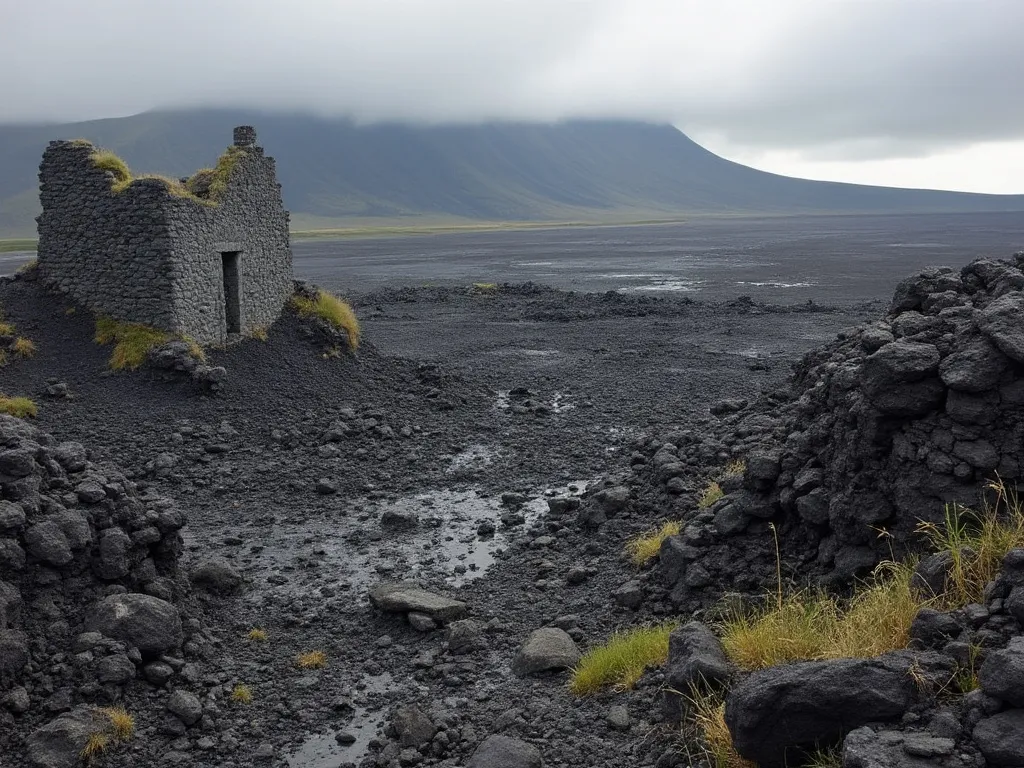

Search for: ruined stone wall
xmin=36 ymin=127 xmax=293 ymax=345
xmin=166 ymin=132 xmax=293 ymax=342
xmin=36 ymin=142 xmax=178 ymax=330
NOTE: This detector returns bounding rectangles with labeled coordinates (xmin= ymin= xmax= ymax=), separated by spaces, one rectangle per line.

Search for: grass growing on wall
xmin=91 ymin=145 xmax=245 ymax=206
xmin=290 ymin=291 xmax=362 ymax=351
xmin=94 ymin=316 xmax=205 ymax=371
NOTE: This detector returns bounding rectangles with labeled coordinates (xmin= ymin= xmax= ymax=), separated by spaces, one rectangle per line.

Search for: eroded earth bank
xmin=2 ymin=255 xmax=1024 ymax=768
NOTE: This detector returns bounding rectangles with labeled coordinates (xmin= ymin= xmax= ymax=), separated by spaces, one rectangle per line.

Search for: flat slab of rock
xmin=368 ymin=582 xmax=467 ymax=622
xmin=512 ymin=628 xmax=581 ymax=677
xmin=467 ymin=735 xmax=542 ymax=768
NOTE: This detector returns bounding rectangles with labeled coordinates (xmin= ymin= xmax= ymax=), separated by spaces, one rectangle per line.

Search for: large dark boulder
xmin=26 ymin=706 xmax=104 ymax=768
xmin=978 ymin=291 xmax=1024 ymax=363
xmin=724 ymin=652 xmax=953 ymax=766
xmin=511 ymin=628 xmax=581 ymax=677
xmin=978 ymin=636 xmax=1024 ymax=707
xmin=466 ymin=735 xmax=542 ymax=768
xmin=972 ymin=710 xmax=1024 ymax=767
xmin=939 ymin=336 xmax=1008 ymax=392
xmin=663 ymin=621 xmax=732 ymax=720
xmin=85 ymin=593 xmax=182 ymax=658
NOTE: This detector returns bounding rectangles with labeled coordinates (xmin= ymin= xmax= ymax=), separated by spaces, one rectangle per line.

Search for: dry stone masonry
xmin=36 ymin=126 xmax=293 ymax=344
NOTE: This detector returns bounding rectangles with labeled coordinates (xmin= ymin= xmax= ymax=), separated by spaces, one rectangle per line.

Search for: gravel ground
xmin=0 ymin=276 xmax=876 ymax=767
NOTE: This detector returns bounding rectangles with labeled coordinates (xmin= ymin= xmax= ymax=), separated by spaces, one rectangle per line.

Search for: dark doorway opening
xmin=221 ymin=251 xmax=241 ymax=334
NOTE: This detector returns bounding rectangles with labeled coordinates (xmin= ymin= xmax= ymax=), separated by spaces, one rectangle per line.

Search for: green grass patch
xmin=569 ymin=622 xmax=677 ymax=696
xmin=0 ymin=239 xmax=37 ymax=254
xmin=94 ymin=316 xmax=197 ymax=371
xmin=626 ymin=521 xmax=682 ymax=566
xmin=290 ymin=291 xmax=361 ymax=351
xmin=0 ymin=395 xmax=38 ymax=418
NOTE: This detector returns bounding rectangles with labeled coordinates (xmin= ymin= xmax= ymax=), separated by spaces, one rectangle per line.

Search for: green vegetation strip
xmin=0 ymin=239 xmax=37 ymax=253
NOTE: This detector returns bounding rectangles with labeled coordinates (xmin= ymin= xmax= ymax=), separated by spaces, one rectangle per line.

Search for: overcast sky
xmin=2 ymin=0 xmax=1023 ymax=193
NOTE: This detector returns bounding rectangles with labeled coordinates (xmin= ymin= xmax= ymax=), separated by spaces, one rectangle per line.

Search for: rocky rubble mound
xmin=0 ymin=415 xmax=193 ymax=745
xmin=604 ymin=253 xmax=1024 ymax=608
xmin=663 ymin=548 xmax=1024 ymax=766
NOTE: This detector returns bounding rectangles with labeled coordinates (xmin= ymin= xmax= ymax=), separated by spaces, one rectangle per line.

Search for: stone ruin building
xmin=35 ymin=126 xmax=293 ymax=344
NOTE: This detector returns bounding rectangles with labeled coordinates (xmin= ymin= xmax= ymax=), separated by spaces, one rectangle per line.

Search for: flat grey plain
xmin=299 ymin=211 xmax=1024 ymax=304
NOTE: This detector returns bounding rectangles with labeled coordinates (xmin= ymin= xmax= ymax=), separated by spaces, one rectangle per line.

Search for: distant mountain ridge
xmin=1 ymin=109 xmax=1023 ymax=237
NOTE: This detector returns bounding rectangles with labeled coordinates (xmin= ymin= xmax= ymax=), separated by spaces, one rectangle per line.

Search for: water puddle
xmin=286 ymin=673 xmax=393 ymax=767
xmin=617 ymin=277 xmax=704 ymax=292
xmin=736 ymin=280 xmax=814 ymax=288
xmin=495 ymin=389 xmax=575 ymax=413
xmin=197 ymin=481 xmax=590 ymax=603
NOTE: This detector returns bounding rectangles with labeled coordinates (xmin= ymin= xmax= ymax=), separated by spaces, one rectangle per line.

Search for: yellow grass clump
xmin=250 ymin=326 xmax=269 ymax=342
xmin=0 ymin=395 xmax=37 ymax=418
xmin=13 ymin=337 xmax=36 ymax=358
xmin=626 ymin=521 xmax=682 ymax=566
xmin=0 ymin=321 xmax=15 ymax=336
xmin=682 ymin=687 xmax=754 ymax=768
xmin=247 ymin=628 xmax=268 ymax=642
xmin=99 ymin=707 xmax=135 ymax=741
xmin=723 ymin=459 xmax=746 ymax=477
xmin=569 ymin=623 xmax=676 ymax=696
xmin=90 ymin=149 xmax=131 ymax=183
xmin=80 ymin=732 xmax=109 ymax=761
xmin=291 ymin=291 xmax=361 ymax=351
xmin=231 ymin=684 xmax=253 ymax=704
xmin=698 ymin=482 xmax=724 ymax=509
xmin=296 ymin=650 xmax=327 ymax=669
xmin=720 ymin=561 xmax=922 ymax=670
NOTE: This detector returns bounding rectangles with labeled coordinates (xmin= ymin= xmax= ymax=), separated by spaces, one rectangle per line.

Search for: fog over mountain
xmin=2 ymin=1 xmax=1024 ymax=194
xmin=0 ymin=110 xmax=1022 ymax=238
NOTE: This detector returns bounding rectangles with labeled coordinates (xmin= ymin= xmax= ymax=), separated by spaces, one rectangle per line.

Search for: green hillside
xmin=1 ymin=110 xmax=1023 ymax=237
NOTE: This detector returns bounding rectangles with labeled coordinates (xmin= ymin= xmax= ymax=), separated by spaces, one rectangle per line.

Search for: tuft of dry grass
xmin=569 ymin=622 xmax=676 ymax=696
xmin=917 ymin=477 xmax=1024 ymax=607
xmin=720 ymin=561 xmax=923 ymax=670
xmin=296 ymin=650 xmax=327 ymax=669
xmin=682 ymin=687 xmax=754 ymax=768
xmin=12 ymin=337 xmax=36 ymax=358
xmin=15 ymin=258 xmax=38 ymax=275
xmin=0 ymin=321 xmax=15 ymax=336
xmin=247 ymin=628 xmax=268 ymax=642
xmin=0 ymin=350 xmax=7 ymax=367
xmin=804 ymin=747 xmax=843 ymax=768
xmin=626 ymin=521 xmax=682 ymax=566
xmin=250 ymin=326 xmax=269 ymax=342
xmin=81 ymin=732 xmax=110 ymax=761
xmin=698 ymin=482 xmax=724 ymax=509
xmin=472 ymin=282 xmax=498 ymax=293
xmin=723 ymin=459 xmax=746 ymax=477
xmin=291 ymin=291 xmax=361 ymax=351
xmin=0 ymin=395 xmax=38 ymax=418
xmin=99 ymin=707 xmax=134 ymax=742
xmin=231 ymin=684 xmax=253 ymax=704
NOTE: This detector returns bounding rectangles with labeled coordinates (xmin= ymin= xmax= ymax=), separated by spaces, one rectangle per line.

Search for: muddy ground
xmin=1 ymin=275 xmax=880 ymax=767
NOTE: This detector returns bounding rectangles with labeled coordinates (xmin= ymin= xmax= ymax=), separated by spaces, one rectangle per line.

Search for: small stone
xmin=512 ymin=628 xmax=581 ymax=676
xmin=407 ymin=612 xmax=437 ymax=632
xmin=166 ymin=690 xmax=202 ymax=726
xmin=606 ymin=705 xmax=630 ymax=731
